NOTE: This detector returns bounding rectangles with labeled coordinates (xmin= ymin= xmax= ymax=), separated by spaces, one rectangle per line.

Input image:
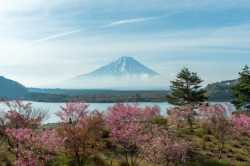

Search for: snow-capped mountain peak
xmin=83 ymin=56 xmax=159 ymax=77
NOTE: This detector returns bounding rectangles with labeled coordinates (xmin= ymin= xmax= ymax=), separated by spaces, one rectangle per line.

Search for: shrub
xmin=228 ymin=148 xmax=233 ymax=153
xmin=6 ymin=128 xmax=65 ymax=166
xmin=201 ymin=122 xmax=213 ymax=135
xmin=91 ymin=155 xmax=106 ymax=166
xmin=204 ymin=136 xmax=212 ymax=142
xmin=232 ymin=143 xmax=241 ymax=148
xmin=0 ymin=152 xmax=13 ymax=166
xmin=118 ymin=158 xmax=129 ymax=166
xmin=195 ymin=131 xmax=203 ymax=137
xmin=234 ymin=154 xmax=245 ymax=161
xmin=226 ymin=154 xmax=233 ymax=158
xmin=150 ymin=114 xmax=168 ymax=127
xmin=101 ymin=128 xmax=110 ymax=138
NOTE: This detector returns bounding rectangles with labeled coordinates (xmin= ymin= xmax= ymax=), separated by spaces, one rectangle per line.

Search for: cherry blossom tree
xmin=55 ymin=101 xmax=105 ymax=166
xmin=167 ymin=104 xmax=195 ymax=130
xmin=197 ymin=101 xmax=233 ymax=159
xmin=105 ymin=103 xmax=160 ymax=166
xmin=6 ymin=128 xmax=66 ymax=166
xmin=140 ymin=125 xmax=189 ymax=166
xmin=2 ymin=98 xmax=49 ymax=130
xmin=230 ymin=114 xmax=250 ymax=154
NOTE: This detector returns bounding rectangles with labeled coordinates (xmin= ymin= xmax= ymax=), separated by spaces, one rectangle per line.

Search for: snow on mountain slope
xmin=77 ymin=56 xmax=159 ymax=78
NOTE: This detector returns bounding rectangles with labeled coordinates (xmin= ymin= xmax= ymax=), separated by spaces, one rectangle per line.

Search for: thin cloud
xmin=102 ymin=11 xmax=184 ymax=27
xmin=32 ymin=29 xmax=82 ymax=44
xmin=102 ymin=16 xmax=162 ymax=27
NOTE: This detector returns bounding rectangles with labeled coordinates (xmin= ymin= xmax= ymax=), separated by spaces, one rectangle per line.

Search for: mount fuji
xmin=75 ymin=56 xmax=159 ymax=78
xmin=56 ymin=57 xmax=166 ymax=89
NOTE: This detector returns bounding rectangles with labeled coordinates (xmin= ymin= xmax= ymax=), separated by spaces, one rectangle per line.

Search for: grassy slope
xmin=0 ymin=122 xmax=249 ymax=166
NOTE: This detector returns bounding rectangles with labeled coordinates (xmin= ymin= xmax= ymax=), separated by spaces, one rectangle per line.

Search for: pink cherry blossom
xmin=168 ymin=104 xmax=195 ymax=130
xmin=106 ymin=102 xmax=160 ymax=165
xmin=55 ymin=100 xmax=89 ymax=124
xmin=230 ymin=114 xmax=250 ymax=154
xmin=140 ymin=125 xmax=189 ymax=165
xmin=6 ymin=128 xmax=66 ymax=166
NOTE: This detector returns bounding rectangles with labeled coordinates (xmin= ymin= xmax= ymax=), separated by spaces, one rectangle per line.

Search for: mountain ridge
xmin=0 ymin=76 xmax=28 ymax=99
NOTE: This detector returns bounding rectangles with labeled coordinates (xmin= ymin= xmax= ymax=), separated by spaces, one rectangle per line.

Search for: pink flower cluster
xmin=230 ymin=114 xmax=250 ymax=154
xmin=140 ymin=125 xmax=189 ymax=164
xmin=197 ymin=101 xmax=232 ymax=120
xmin=6 ymin=128 xmax=66 ymax=166
xmin=105 ymin=103 xmax=160 ymax=151
xmin=55 ymin=101 xmax=89 ymax=124
xmin=230 ymin=114 xmax=250 ymax=135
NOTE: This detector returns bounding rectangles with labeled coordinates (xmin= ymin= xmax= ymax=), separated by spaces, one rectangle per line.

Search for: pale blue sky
xmin=0 ymin=0 xmax=249 ymax=87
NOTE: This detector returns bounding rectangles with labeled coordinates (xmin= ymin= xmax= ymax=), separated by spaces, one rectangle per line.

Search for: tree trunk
xmin=218 ymin=141 xmax=224 ymax=159
xmin=132 ymin=153 xmax=138 ymax=166
xmin=125 ymin=152 xmax=129 ymax=166
xmin=188 ymin=116 xmax=193 ymax=130
xmin=131 ymin=152 xmax=133 ymax=166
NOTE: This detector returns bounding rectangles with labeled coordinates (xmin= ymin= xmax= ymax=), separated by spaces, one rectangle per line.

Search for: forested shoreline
xmin=0 ymin=75 xmax=239 ymax=103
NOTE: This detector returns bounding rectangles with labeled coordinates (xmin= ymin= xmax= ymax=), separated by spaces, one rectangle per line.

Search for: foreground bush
xmin=230 ymin=114 xmax=250 ymax=155
xmin=167 ymin=104 xmax=195 ymax=130
xmin=1 ymin=97 xmax=49 ymax=130
xmin=141 ymin=125 xmax=189 ymax=166
xmin=6 ymin=128 xmax=66 ymax=166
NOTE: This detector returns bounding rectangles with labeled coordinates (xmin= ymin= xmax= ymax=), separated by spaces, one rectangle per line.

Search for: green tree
xmin=166 ymin=67 xmax=208 ymax=106
xmin=231 ymin=65 xmax=250 ymax=110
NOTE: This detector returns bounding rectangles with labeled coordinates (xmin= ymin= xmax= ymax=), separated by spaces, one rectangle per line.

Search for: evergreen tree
xmin=231 ymin=65 xmax=250 ymax=110
xmin=166 ymin=67 xmax=208 ymax=106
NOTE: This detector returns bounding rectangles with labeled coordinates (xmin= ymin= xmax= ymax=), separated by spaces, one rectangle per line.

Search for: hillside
xmin=0 ymin=76 xmax=28 ymax=99
xmin=205 ymin=79 xmax=237 ymax=101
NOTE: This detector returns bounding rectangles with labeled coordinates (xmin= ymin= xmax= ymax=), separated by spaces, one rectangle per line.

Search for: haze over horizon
xmin=0 ymin=0 xmax=249 ymax=88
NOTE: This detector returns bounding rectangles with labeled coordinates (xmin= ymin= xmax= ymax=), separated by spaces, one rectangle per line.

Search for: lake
xmin=0 ymin=101 xmax=235 ymax=124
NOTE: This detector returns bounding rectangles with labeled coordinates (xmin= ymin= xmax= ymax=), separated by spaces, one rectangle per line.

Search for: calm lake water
xmin=0 ymin=101 xmax=235 ymax=124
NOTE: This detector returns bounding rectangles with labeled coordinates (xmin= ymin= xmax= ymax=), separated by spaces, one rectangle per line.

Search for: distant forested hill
xmin=0 ymin=76 xmax=28 ymax=99
xmin=205 ymin=79 xmax=237 ymax=101
xmin=27 ymin=79 xmax=238 ymax=103
xmin=26 ymin=88 xmax=170 ymax=102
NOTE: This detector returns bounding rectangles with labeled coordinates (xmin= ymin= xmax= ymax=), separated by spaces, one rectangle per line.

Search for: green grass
xmin=176 ymin=122 xmax=250 ymax=166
